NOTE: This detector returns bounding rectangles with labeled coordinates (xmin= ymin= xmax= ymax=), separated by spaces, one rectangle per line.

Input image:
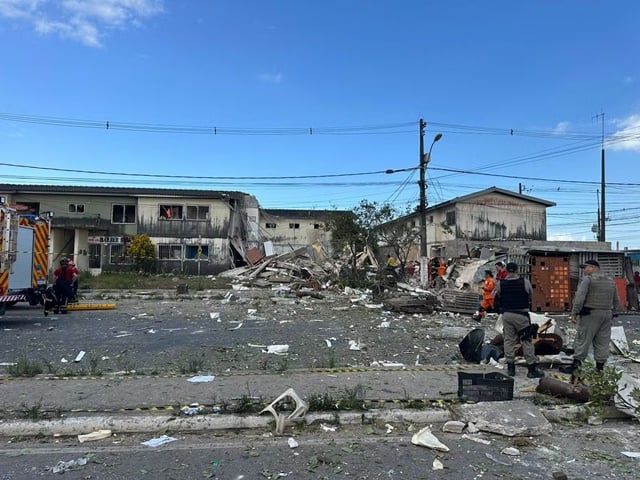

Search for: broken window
xmin=159 ymin=205 xmax=183 ymax=220
xmin=158 ymin=244 xmax=182 ymax=259
xmin=265 ymin=223 xmax=277 ymax=229
xmin=289 ymin=223 xmax=300 ymax=229
xmin=446 ymin=211 xmax=456 ymax=226
xmin=186 ymin=205 xmax=209 ymax=220
xmin=186 ymin=244 xmax=209 ymax=259
xmin=68 ymin=203 xmax=85 ymax=213
xmin=112 ymin=204 xmax=136 ymax=224
xmin=109 ymin=244 xmax=132 ymax=264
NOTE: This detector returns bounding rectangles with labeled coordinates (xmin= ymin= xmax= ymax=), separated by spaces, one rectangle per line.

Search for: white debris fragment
xmin=141 ymin=435 xmax=177 ymax=447
xmin=622 ymin=452 xmax=640 ymax=458
xmin=411 ymin=426 xmax=450 ymax=452
xmin=209 ymin=312 xmax=221 ymax=321
xmin=370 ymin=360 xmax=405 ymax=367
xmin=288 ymin=437 xmax=299 ymax=449
xmin=385 ymin=423 xmax=394 ymax=433
xmin=78 ymin=429 xmax=112 ymax=443
xmin=501 ymin=447 xmax=521 ymax=456
xmin=264 ymin=345 xmax=289 ymax=355
xmin=378 ymin=321 xmax=391 ymax=328
xmin=348 ymin=340 xmax=362 ymax=351
xmin=442 ymin=421 xmax=466 ymax=433
xmin=325 ymin=339 xmax=333 ymax=348
xmin=74 ymin=351 xmax=86 ymax=363
xmin=432 ymin=458 xmax=444 ymax=470
xmin=187 ymin=375 xmax=215 ymax=383
xmin=321 ymin=424 xmax=336 ymax=432
xmin=61 ymin=358 xmax=68 ymax=363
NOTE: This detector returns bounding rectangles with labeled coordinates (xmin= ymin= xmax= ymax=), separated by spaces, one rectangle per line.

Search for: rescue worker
xmin=473 ymin=270 xmax=496 ymax=321
xmin=68 ymin=259 xmax=80 ymax=302
xmin=495 ymin=261 xmax=508 ymax=281
xmin=53 ymin=257 xmax=78 ymax=314
xmin=494 ymin=262 xmax=544 ymax=378
xmin=559 ymin=259 xmax=621 ymax=378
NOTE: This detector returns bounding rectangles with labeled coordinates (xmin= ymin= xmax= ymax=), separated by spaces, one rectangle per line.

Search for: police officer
xmin=495 ymin=262 xmax=544 ymax=378
xmin=559 ymin=259 xmax=621 ymax=376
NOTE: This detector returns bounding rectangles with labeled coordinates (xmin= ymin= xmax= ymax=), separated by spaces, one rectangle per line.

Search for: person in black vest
xmin=53 ymin=258 xmax=78 ymax=314
xmin=494 ymin=262 xmax=544 ymax=378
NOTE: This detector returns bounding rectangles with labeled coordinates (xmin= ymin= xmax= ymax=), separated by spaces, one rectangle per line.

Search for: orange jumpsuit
xmin=480 ymin=276 xmax=496 ymax=311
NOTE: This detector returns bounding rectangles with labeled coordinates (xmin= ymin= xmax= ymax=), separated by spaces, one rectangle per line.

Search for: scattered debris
xmin=442 ymin=420 xmax=466 ymax=433
xmin=78 ymin=429 xmax=112 ymax=443
xmin=187 ymin=375 xmax=216 ymax=383
xmin=264 ymin=345 xmax=289 ymax=355
xmin=141 ymin=435 xmax=177 ymax=447
xmin=287 ymin=437 xmax=299 ymax=449
xmin=260 ymin=388 xmax=308 ymax=434
xmin=181 ymin=403 xmax=203 ymax=416
xmin=411 ymin=426 xmax=449 ymax=452
xmin=74 ymin=351 xmax=86 ymax=363
xmin=50 ymin=456 xmax=89 ymax=474
xmin=432 ymin=458 xmax=444 ymax=470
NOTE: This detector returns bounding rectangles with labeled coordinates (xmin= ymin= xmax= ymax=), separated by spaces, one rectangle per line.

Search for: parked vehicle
xmin=0 ymin=202 xmax=51 ymax=315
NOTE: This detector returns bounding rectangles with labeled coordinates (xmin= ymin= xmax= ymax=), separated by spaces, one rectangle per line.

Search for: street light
xmin=419 ymin=119 xmax=442 ymax=287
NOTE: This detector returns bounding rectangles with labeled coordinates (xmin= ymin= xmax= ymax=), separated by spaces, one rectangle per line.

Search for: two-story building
xmin=0 ymin=184 xmax=262 ymax=275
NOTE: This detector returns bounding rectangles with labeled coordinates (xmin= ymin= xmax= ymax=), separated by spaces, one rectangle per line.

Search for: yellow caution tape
xmin=66 ymin=303 xmax=116 ymax=311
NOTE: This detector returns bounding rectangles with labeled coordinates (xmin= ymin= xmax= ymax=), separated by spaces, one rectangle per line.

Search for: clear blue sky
xmin=1 ymin=1 xmax=639 ymax=248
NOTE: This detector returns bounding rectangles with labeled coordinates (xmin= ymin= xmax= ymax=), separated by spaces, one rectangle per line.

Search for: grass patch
xmin=308 ymin=384 xmax=369 ymax=412
xmin=7 ymin=357 xmax=43 ymax=377
xmin=178 ymin=352 xmax=206 ymax=374
xmin=18 ymin=401 xmax=46 ymax=421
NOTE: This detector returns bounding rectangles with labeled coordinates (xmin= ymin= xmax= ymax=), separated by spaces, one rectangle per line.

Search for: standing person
xmin=495 ymin=261 xmax=508 ymax=281
xmin=634 ymin=271 xmax=640 ymax=292
xmin=473 ymin=270 xmax=496 ymax=321
xmin=494 ymin=262 xmax=544 ymax=378
xmin=559 ymin=260 xmax=621 ymax=377
xmin=67 ymin=259 xmax=80 ymax=302
xmin=53 ymin=258 xmax=78 ymax=314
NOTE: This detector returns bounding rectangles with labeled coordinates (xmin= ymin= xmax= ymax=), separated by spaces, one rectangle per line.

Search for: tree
xmin=126 ymin=234 xmax=156 ymax=273
xmin=325 ymin=210 xmax=366 ymax=274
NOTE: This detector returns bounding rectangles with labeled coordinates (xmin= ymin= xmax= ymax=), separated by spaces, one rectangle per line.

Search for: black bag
xmin=459 ymin=328 xmax=485 ymax=363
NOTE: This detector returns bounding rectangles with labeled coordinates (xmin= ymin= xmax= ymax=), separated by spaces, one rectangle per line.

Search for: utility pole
xmin=419 ymin=119 xmax=427 ymax=287
xmin=594 ymin=113 xmax=606 ymax=241
xmin=418 ymin=119 xmax=442 ymax=288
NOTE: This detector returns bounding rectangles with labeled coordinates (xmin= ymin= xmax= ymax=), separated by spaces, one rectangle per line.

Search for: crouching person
xmin=494 ymin=262 xmax=544 ymax=378
xmin=53 ymin=258 xmax=78 ymax=314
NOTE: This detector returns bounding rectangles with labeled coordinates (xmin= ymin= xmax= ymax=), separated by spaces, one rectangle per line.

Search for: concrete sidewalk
xmin=0 ymin=364 xmax=558 ymax=437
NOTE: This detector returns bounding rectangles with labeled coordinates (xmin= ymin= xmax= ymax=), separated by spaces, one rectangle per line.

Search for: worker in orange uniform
xmin=437 ymin=259 xmax=447 ymax=277
xmin=473 ymin=270 xmax=496 ymax=321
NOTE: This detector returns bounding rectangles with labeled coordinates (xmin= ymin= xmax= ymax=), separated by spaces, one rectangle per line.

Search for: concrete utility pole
xmin=418 ymin=118 xmax=442 ymax=287
xmin=594 ymin=113 xmax=606 ymax=241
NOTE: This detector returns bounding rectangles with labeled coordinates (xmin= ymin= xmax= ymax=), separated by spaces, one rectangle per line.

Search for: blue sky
xmin=1 ymin=1 xmax=639 ymax=248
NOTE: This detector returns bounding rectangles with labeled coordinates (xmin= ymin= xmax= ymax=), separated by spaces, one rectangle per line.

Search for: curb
xmin=0 ymin=408 xmax=454 ymax=438
xmin=0 ymin=405 xmax=591 ymax=438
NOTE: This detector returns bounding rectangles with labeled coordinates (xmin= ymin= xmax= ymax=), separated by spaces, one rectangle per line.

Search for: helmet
xmin=60 ymin=257 xmax=69 ymax=266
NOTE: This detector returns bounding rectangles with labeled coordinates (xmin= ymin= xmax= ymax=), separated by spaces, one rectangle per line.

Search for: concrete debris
xmin=432 ymin=458 xmax=444 ymax=470
xmin=287 ymin=437 xmax=299 ymax=449
xmin=615 ymin=373 xmax=640 ymax=420
xmin=264 ymin=344 xmax=289 ymax=355
xmin=451 ymin=400 xmax=553 ymax=437
xmin=461 ymin=433 xmax=491 ymax=445
xmin=410 ymin=426 xmax=450 ymax=452
xmin=501 ymin=447 xmax=521 ymax=456
xmin=442 ymin=420 xmax=466 ymax=433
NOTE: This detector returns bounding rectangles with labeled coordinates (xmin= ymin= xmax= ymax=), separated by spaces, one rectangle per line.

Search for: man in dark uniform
xmin=559 ymin=259 xmax=621 ymax=376
xmin=494 ymin=262 xmax=544 ymax=378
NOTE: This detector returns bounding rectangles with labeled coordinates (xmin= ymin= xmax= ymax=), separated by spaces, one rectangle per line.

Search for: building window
xmin=427 ymin=215 xmax=433 ymax=224
xmin=186 ymin=245 xmax=209 ymax=259
xmin=158 ymin=244 xmax=182 ymax=259
xmin=159 ymin=205 xmax=183 ymax=220
xmin=109 ymin=244 xmax=133 ymax=264
xmin=313 ymin=223 xmax=322 ymax=229
xmin=446 ymin=211 xmax=456 ymax=226
xmin=186 ymin=205 xmax=209 ymax=220
xmin=265 ymin=223 xmax=277 ymax=229
xmin=289 ymin=223 xmax=300 ymax=229
xmin=69 ymin=203 xmax=85 ymax=213
xmin=112 ymin=204 xmax=136 ymax=224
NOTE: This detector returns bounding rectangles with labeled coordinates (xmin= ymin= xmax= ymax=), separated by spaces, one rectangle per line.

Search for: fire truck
xmin=0 ymin=202 xmax=51 ymax=315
